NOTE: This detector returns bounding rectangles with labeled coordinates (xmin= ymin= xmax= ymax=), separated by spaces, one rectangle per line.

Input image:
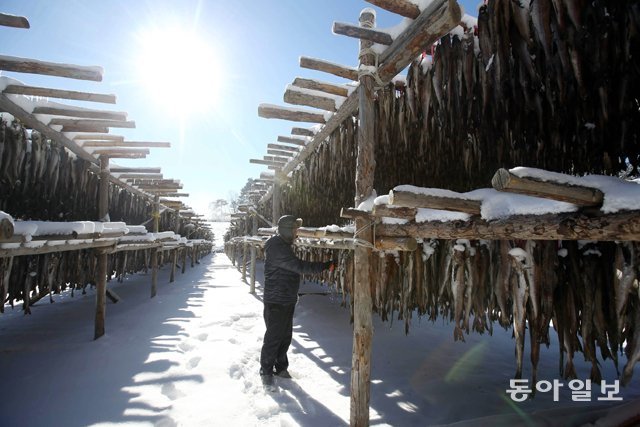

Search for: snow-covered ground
xmin=0 ymin=222 xmax=639 ymax=426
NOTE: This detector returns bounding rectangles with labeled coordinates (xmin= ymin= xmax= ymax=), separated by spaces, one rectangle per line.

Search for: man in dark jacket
xmin=260 ymin=215 xmax=333 ymax=387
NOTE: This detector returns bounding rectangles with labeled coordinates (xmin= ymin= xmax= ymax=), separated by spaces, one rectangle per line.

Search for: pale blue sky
xmin=1 ymin=0 xmax=479 ymax=216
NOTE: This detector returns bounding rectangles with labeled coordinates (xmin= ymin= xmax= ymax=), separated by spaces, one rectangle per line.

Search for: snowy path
xmin=0 ymin=250 xmax=639 ymax=426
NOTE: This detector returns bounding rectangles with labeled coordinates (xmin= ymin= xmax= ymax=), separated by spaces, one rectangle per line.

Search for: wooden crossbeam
xmin=49 ymin=118 xmax=135 ymax=128
xmin=277 ymin=136 xmax=307 ymax=146
xmin=91 ymin=148 xmax=150 ymax=156
xmin=33 ymin=106 xmax=127 ymax=121
xmin=267 ymin=149 xmax=295 ymax=157
xmin=73 ymin=134 xmax=123 ymax=141
xmin=264 ymin=155 xmax=289 ymax=163
xmin=267 ymin=143 xmax=299 ymax=152
xmin=96 ymin=152 xmax=147 ymax=159
xmin=121 ymin=173 xmax=163 ymax=180
xmin=492 ymin=168 xmax=604 ymax=207
xmin=110 ymin=167 xmax=161 ymax=173
xmin=60 ymin=125 xmax=109 ymax=133
xmin=154 ymin=192 xmax=189 ymax=197
xmin=250 ymin=159 xmax=284 ymax=167
xmin=291 ymin=127 xmax=316 ymax=137
xmin=0 ymin=54 xmax=103 ymax=81
xmin=258 ymin=104 xmax=326 ymax=123
xmin=284 ymin=86 xmax=338 ymax=111
xmin=389 ymin=189 xmax=482 ymax=215
xmin=292 ymin=77 xmax=350 ymax=97
xmin=372 ymin=204 xmax=417 ymax=220
xmin=333 ymin=21 xmax=394 ymax=45
xmin=299 ymin=56 xmax=358 ymax=81
xmin=80 ymin=141 xmax=170 ymax=148
xmin=0 ymin=13 xmax=30 ymax=29
xmin=3 ymin=84 xmax=116 ymax=104
xmin=364 ymin=0 xmax=420 ymax=19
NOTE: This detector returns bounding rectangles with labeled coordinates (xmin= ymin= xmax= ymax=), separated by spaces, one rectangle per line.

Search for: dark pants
xmin=260 ymin=302 xmax=295 ymax=376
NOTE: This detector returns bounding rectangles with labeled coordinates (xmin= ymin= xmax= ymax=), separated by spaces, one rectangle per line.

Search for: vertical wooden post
xmin=241 ymin=217 xmax=249 ymax=282
xmin=170 ymin=208 xmax=180 ymax=282
xmin=351 ymin=8 xmax=376 ymax=426
xmin=95 ymin=155 xmax=110 ymax=340
xmin=150 ymin=194 xmax=159 ymax=298
xmin=249 ymin=213 xmax=257 ymax=294
xmin=272 ymin=170 xmax=282 ymax=223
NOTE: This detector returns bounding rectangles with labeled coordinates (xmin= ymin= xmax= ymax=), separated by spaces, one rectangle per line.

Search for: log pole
xmin=151 ymin=194 xmax=159 ymax=298
xmin=94 ymin=155 xmax=109 ymax=340
xmin=351 ymin=9 xmax=376 ymax=427
xmin=250 ymin=213 xmax=258 ymax=294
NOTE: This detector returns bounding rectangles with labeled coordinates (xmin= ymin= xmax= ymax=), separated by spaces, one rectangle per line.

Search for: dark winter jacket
xmin=263 ymin=235 xmax=328 ymax=304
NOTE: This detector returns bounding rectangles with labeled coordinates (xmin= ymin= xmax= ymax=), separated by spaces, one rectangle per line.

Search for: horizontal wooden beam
xmin=291 ymin=127 xmax=316 ymax=137
xmin=340 ymin=207 xmax=373 ymax=220
xmin=375 ymin=236 xmax=417 ymax=251
xmin=97 ymin=152 xmax=147 ymax=159
xmin=264 ymin=155 xmax=289 ymax=163
xmin=284 ymin=86 xmax=337 ymax=111
xmin=0 ymin=12 xmax=30 ymax=29
xmin=81 ymin=141 xmax=170 ymax=148
xmin=377 ymin=210 xmax=640 ymax=241
xmin=372 ymin=204 xmax=417 ymax=220
xmin=292 ymin=77 xmax=350 ymax=97
xmin=0 ymin=239 xmax=115 ymax=258
xmin=0 ymin=93 xmax=97 ymax=163
xmin=33 ymin=106 xmax=127 ymax=121
xmin=154 ymin=192 xmax=189 ymax=197
xmin=250 ymin=159 xmax=285 ymax=167
xmin=3 ymin=84 xmax=116 ymax=104
xmin=121 ymin=173 xmax=163 ymax=180
xmin=91 ymin=148 xmax=149 ymax=156
xmin=491 ymin=168 xmax=604 ymax=207
xmin=277 ymin=136 xmax=307 ymax=146
xmin=0 ymin=54 xmax=103 ymax=81
xmin=258 ymin=104 xmax=326 ymax=124
xmin=49 ymin=118 xmax=135 ymax=128
xmin=364 ymin=0 xmax=420 ymax=19
xmin=267 ymin=143 xmax=300 ymax=152
xmin=299 ymin=56 xmax=358 ymax=81
xmin=60 ymin=125 xmax=109 ymax=133
xmin=389 ymin=189 xmax=482 ymax=215
xmin=332 ymin=21 xmax=393 ymax=45
xmin=267 ymin=149 xmax=295 ymax=157
xmin=110 ymin=167 xmax=161 ymax=173
xmin=73 ymin=134 xmax=122 ymax=141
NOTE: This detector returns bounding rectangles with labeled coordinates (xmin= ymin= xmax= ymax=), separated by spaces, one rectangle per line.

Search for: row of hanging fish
xmin=219 ymin=239 xmax=640 ymax=387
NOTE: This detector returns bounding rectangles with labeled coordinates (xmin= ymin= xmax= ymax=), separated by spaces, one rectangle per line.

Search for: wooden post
xmin=150 ymin=194 xmax=159 ymax=298
xmin=94 ymin=155 xmax=109 ymax=340
xmin=351 ymin=9 xmax=376 ymax=427
xmin=250 ymin=213 xmax=258 ymax=294
xmin=272 ymin=170 xmax=282 ymax=223
xmin=242 ymin=218 xmax=248 ymax=282
xmin=170 ymin=209 xmax=180 ymax=282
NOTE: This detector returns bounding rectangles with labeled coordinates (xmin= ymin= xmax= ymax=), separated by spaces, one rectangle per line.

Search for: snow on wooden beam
xmin=299 ymin=56 xmax=358 ymax=81
xmin=340 ymin=207 xmax=374 ymax=220
xmin=284 ymin=86 xmax=338 ymax=111
xmin=121 ymin=173 xmax=163 ymax=180
xmin=91 ymin=148 xmax=150 ymax=156
xmin=267 ymin=149 xmax=295 ymax=157
xmin=133 ymin=179 xmax=181 ymax=186
xmin=267 ymin=143 xmax=300 ymax=152
xmin=292 ymin=77 xmax=350 ymax=97
xmin=110 ymin=167 xmax=161 ymax=173
xmin=250 ymin=159 xmax=284 ymax=167
xmin=258 ymin=104 xmax=326 ymax=123
xmin=491 ymin=168 xmax=604 ymax=207
xmin=364 ymin=0 xmax=420 ymax=19
xmin=81 ymin=141 xmax=170 ymax=148
xmin=0 ymin=12 xmax=30 ymax=28
xmin=377 ymin=210 xmax=640 ymax=241
xmin=277 ymin=136 xmax=307 ymax=146
xmin=0 ymin=54 xmax=103 ymax=81
xmin=0 ymin=238 xmax=115 ymax=258
xmin=32 ymin=106 xmax=127 ymax=121
xmin=73 ymin=134 xmax=123 ymax=141
xmin=332 ymin=21 xmax=393 ymax=45
xmin=49 ymin=118 xmax=135 ymax=128
xmin=389 ymin=189 xmax=482 ymax=215
xmin=291 ymin=127 xmax=316 ymax=137
xmin=376 ymin=0 xmax=462 ymax=83
xmin=3 ymin=84 xmax=116 ymax=104
xmin=0 ymin=92 xmax=97 ymax=163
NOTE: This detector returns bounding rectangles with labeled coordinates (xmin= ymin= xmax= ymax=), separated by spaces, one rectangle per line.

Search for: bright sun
xmin=135 ymin=27 xmax=221 ymax=115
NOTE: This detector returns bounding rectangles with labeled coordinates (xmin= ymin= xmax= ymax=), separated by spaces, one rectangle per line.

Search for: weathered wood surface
xmin=3 ymin=84 xmax=116 ymax=103
xmin=389 ymin=189 xmax=482 ymax=214
xmin=0 ymin=13 xmax=30 ymax=28
xmin=267 ymin=149 xmax=295 ymax=157
xmin=258 ymin=104 xmax=326 ymax=123
xmin=250 ymin=159 xmax=285 ymax=167
xmin=374 ymin=236 xmax=417 ymax=251
xmin=49 ymin=118 xmax=136 ymax=128
xmin=376 ymin=210 xmax=640 ymax=241
xmin=267 ymin=143 xmax=300 ymax=152
xmin=0 ymin=219 xmax=14 ymax=240
xmin=81 ymin=141 xmax=170 ymax=148
xmin=32 ymin=106 xmax=127 ymax=121
xmin=291 ymin=127 xmax=316 ymax=137
xmin=0 ymin=239 xmax=116 ymax=258
xmin=0 ymin=54 xmax=103 ymax=81
xmin=333 ymin=21 xmax=393 ymax=45
xmin=372 ymin=204 xmax=417 ymax=220
xmin=299 ymin=56 xmax=359 ymax=81
xmin=277 ymin=136 xmax=307 ymax=146
xmin=111 ymin=167 xmax=161 ymax=173
xmin=492 ymin=168 xmax=604 ymax=207
xmin=284 ymin=87 xmax=337 ymax=111
xmin=74 ymin=134 xmax=124 ymax=141
xmin=365 ymin=0 xmax=420 ymax=19
xmin=292 ymin=77 xmax=350 ymax=97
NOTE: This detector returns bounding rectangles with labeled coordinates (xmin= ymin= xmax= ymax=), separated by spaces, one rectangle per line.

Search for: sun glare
xmin=135 ymin=27 xmax=221 ymax=115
